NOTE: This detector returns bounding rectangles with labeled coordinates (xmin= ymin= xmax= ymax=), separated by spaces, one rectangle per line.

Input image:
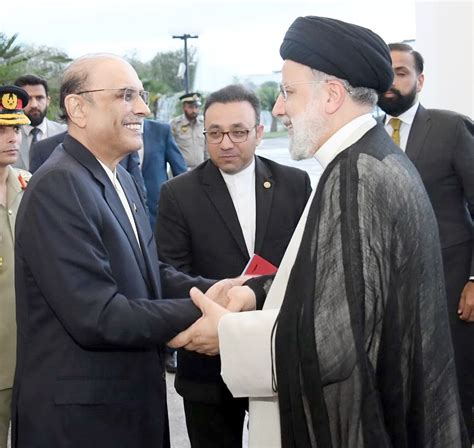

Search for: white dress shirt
xmin=97 ymin=159 xmax=141 ymax=247
xmin=23 ymin=119 xmax=48 ymax=147
xmin=220 ymin=158 xmax=256 ymax=258
xmin=383 ymin=102 xmax=419 ymax=151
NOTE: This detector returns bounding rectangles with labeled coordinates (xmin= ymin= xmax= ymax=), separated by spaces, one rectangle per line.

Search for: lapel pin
xmin=133 ymin=203 xmax=138 ymax=213
xmin=263 ymin=181 xmax=272 ymax=189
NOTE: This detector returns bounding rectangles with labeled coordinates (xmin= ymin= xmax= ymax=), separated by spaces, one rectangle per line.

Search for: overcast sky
xmin=1 ymin=0 xmax=416 ymax=91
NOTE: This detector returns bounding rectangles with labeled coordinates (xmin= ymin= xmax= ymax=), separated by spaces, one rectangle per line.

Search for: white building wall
xmin=415 ymin=1 xmax=473 ymax=117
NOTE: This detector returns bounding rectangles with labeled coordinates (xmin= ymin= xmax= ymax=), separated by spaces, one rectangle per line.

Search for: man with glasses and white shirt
xmin=156 ymin=84 xmax=311 ymax=447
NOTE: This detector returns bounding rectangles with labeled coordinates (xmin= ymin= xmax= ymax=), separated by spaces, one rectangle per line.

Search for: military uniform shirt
xmin=170 ymin=114 xmax=207 ymax=169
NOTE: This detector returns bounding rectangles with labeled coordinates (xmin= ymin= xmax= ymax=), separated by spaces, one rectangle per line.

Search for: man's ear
xmin=64 ymin=95 xmax=87 ymax=128
xmin=325 ymin=80 xmax=346 ymax=114
xmin=255 ymin=124 xmax=265 ymax=145
xmin=416 ymin=73 xmax=424 ymax=93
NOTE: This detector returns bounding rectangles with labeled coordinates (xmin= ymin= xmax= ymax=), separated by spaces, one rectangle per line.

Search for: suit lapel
xmin=254 ymin=157 xmax=274 ymax=254
xmin=141 ymin=120 xmax=150 ymax=169
xmin=63 ymin=136 xmax=151 ymax=288
xmin=406 ymin=105 xmax=431 ymax=163
xmin=117 ymin=168 xmax=161 ymax=298
xmin=201 ymin=161 xmax=249 ymax=259
xmin=101 ymin=171 xmax=151 ymax=289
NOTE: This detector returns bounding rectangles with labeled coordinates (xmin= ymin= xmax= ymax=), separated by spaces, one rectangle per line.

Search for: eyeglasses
xmin=279 ymin=79 xmax=354 ymax=102
xmin=75 ymin=88 xmax=149 ymax=106
xmin=279 ymin=81 xmax=327 ymax=102
xmin=203 ymin=127 xmax=257 ymax=144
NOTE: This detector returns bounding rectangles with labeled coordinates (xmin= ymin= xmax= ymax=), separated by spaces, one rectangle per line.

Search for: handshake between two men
xmin=168 ymin=278 xmax=257 ymax=356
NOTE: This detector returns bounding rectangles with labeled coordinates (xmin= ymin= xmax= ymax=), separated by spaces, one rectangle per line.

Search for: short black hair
xmin=204 ymin=84 xmax=261 ymax=125
xmin=388 ymin=43 xmax=424 ymax=75
xmin=14 ymin=74 xmax=50 ymax=96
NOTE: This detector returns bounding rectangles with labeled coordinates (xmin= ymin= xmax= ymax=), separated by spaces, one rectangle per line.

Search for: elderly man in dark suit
xmin=29 ymin=119 xmax=187 ymax=229
xmin=29 ymin=130 xmax=148 ymax=199
xmin=156 ymin=84 xmax=311 ymax=448
xmin=12 ymin=54 xmax=242 ymax=448
xmin=378 ymin=43 xmax=474 ymax=440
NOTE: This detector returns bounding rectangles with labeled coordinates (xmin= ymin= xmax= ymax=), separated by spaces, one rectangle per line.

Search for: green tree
xmin=128 ymin=47 xmax=198 ymax=119
xmin=143 ymin=47 xmax=197 ymax=94
xmin=257 ymin=81 xmax=279 ymax=132
xmin=0 ymin=33 xmax=71 ymax=120
xmin=0 ymin=32 xmax=29 ymax=82
xmin=22 ymin=45 xmax=72 ymax=119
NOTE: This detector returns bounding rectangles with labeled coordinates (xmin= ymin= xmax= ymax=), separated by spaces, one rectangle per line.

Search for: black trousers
xmin=183 ymin=395 xmax=247 ymax=448
xmin=442 ymin=242 xmax=474 ymax=440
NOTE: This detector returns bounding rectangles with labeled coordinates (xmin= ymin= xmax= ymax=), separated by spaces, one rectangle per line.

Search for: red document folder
xmin=242 ymin=254 xmax=278 ymax=275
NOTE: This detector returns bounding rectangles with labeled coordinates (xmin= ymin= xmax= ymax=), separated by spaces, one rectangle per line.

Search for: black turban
xmin=280 ymin=16 xmax=393 ymax=93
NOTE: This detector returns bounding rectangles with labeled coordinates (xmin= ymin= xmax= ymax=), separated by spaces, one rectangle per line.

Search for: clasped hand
xmin=167 ymin=277 xmax=256 ymax=355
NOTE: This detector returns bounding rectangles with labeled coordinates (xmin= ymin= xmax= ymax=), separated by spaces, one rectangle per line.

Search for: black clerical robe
xmin=276 ymin=125 xmax=469 ymax=447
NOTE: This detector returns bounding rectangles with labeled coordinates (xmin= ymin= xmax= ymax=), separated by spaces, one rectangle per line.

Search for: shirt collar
xmin=384 ymin=101 xmax=419 ymax=126
xmin=314 ymin=113 xmax=376 ymax=169
xmin=24 ymin=118 xmax=48 ymax=136
xmin=96 ymin=158 xmax=118 ymax=187
xmin=220 ymin=156 xmax=255 ymax=184
xmin=6 ymin=165 xmax=22 ymax=194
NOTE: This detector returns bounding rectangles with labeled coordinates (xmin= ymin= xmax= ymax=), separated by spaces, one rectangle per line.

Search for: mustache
xmin=383 ymin=87 xmax=402 ymax=98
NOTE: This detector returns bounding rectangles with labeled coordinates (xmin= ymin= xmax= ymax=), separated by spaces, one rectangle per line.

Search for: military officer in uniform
xmin=170 ymin=92 xmax=207 ymax=169
xmin=0 ymin=85 xmax=31 ymax=448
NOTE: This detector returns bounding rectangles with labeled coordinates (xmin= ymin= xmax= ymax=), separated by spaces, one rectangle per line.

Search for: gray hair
xmin=311 ymin=69 xmax=378 ymax=108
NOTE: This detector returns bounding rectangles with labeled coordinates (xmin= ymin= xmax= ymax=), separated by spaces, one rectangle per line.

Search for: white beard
xmin=288 ymin=95 xmax=327 ymax=161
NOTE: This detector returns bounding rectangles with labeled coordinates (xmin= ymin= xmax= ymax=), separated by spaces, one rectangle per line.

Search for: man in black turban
xmin=169 ymin=16 xmax=469 ymax=447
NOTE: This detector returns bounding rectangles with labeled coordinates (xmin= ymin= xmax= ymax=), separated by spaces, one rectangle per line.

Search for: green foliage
xmin=257 ymin=81 xmax=278 ymax=111
xmin=256 ymin=81 xmax=279 ymax=132
xmin=128 ymin=47 xmax=198 ymax=96
xmin=0 ymin=33 xmax=71 ymax=120
xmin=23 ymin=46 xmax=72 ymax=120
xmin=1 ymin=31 xmax=199 ymax=120
xmin=0 ymin=32 xmax=29 ymax=83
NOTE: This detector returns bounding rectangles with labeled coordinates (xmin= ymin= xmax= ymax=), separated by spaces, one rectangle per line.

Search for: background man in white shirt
xmin=13 ymin=74 xmax=66 ymax=170
xmin=157 ymin=84 xmax=311 ymax=448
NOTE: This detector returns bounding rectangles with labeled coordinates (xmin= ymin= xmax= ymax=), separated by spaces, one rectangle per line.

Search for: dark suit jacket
xmin=406 ymin=105 xmax=474 ymax=274
xmin=156 ymin=156 xmax=312 ymax=403
xmin=29 ymin=131 xmax=147 ymax=199
xmin=13 ymin=134 xmax=213 ymax=448
xmin=141 ymin=120 xmax=187 ymax=229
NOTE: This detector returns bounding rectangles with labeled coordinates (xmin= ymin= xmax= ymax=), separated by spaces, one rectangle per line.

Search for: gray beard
xmin=289 ymin=115 xmax=326 ymax=161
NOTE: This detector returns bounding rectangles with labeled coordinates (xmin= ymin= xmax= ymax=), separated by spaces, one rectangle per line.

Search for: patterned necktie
xmin=389 ymin=117 xmax=401 ymax=147
xmin=30 ymin=127 xmax=41 ymax=149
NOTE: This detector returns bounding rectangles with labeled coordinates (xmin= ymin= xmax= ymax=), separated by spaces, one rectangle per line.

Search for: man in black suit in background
xmin=378 ymin=42 xmax=474 ymax=440
xmin=156 ymin=84 xmax=311 ymax=447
